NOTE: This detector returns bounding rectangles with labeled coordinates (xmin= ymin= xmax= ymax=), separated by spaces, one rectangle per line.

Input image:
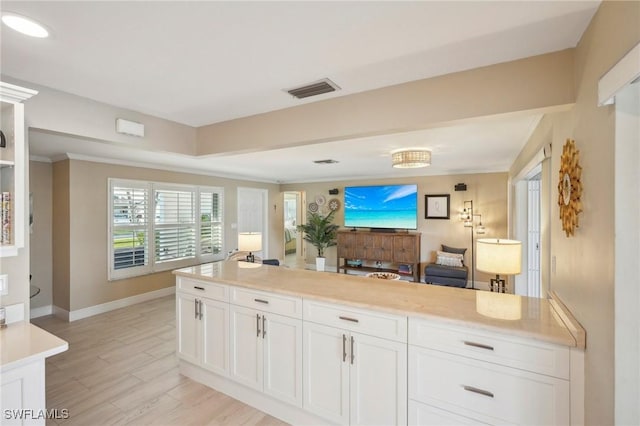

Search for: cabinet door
xmin=1 ymin=359 xmax=46 ymax=425
xmin=303 ymin=322 xmax=349 ymax=425
xmin=349 ymin=332 xmax=407 ymax=426
xmin=176 ymin=292 xmax=200 ymax=365
xmin=394 ymin=235 xmax=417 ymax=263
xmin=229 ymin=305 xmax=263 ymax=391
xmin=263 ymin=314 xmax=303 ymax=407
xmin=337 ymin=232 xmax=357 ymax=259
xmin=201 ymin=298 xmax=229 ymax=377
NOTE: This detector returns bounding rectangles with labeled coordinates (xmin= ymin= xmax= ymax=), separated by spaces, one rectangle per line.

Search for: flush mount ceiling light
xmin=2 ymin=13 xmax=49 ymax=38
xmin=391 ymin=149 xmax=431 ymax=168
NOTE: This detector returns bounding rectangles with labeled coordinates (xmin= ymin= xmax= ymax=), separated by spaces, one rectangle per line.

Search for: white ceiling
xmin=3 ymin=1 xmax=599 ymax=182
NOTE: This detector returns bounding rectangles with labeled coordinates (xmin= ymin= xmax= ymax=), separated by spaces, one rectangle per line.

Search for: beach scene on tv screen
xmin=344 ymin=184 xmax=417 ymax=229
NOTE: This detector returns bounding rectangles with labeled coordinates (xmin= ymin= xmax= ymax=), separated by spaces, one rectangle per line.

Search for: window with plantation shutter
xmin=108 ymin=179 xmax=225 ymax=280
xmin=110 ymin=180 xmax=151 ymax=278
xmin=154 ymin=188 xmax=196 ymax=263
xmin=199 ymin=188 xmax=224 ymax=258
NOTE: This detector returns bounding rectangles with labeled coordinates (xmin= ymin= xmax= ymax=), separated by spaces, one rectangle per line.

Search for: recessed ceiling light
xmin=2 ymin=13 xmax=49 ymax=38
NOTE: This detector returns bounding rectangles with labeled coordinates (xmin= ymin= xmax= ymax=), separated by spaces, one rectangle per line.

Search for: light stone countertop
xmin=174 ymin=261 xmax=584 ymax=349
xmin=0 ymin=321 xmax=68 ymax=371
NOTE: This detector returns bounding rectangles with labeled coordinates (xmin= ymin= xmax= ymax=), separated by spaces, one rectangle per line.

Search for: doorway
xmin=283 ymin=191 xmax=304 ymax=267
xmin=237 ymin=187 xmax=268 ymax=258
xmin=513 ymin=151 xmax=549 ymax=298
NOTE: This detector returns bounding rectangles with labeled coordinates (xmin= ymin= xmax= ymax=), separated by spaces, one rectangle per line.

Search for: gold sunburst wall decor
xmin=557 ymin=139 xmax=583 ymax=237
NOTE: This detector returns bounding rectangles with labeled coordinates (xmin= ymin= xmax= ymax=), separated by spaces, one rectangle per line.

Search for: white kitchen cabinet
xmin=229 ymin=304 xmax=303 ymax=407
xmin=303 ymin=321 xmax=407 ymax=426
xmin=303 ymin=322 xmax=350 ymax=424
xmin=0 ymin=82 xmax=36 ymax=258
xmin=176 ymin=289 xmax=229 ymax=376
xmin=1 ymin=323 xmax=68 ymax=426
xmin=409 ymin=400 xmax=488 ymax=426
xmin=176 ymin=292 xmax=200 ymax=365
xmin=408 ymin=317 xmax=571 ymax=425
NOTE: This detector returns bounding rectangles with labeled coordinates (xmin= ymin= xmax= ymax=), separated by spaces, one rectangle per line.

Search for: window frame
xmin=108 ymin=178 xmax=225 ymax=281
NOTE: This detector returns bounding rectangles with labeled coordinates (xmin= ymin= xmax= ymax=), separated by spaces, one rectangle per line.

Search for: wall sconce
xmin=475 ymin=214 xmax=485 ymax=234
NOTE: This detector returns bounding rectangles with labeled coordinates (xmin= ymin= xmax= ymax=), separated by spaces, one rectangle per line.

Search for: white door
xmin=303 ymin=322 xmax=350 ymax=425
xmin=349 ymin=332 xmax=407 ymax=426
xmin=263 ymin=313 xmax=303 ymax=407
xmin=176 ymin=292 xmax=199 ymax=365
xmin=527 ymin=177 xmax=542 ymax=298
xmin=229 ymin=305 xmax=263 ymax=391
xmin=237 ymin=187 xmax=268 ymax=258
xmin=201 ymin=298 xmax=229 ymax=377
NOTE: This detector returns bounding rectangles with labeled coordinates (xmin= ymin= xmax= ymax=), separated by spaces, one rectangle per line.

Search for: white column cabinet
xmin=302 ymin=316 xmax=407 ymax=426
xmin=303 ymin=322 xmax=350 ymax=424
xmin=349 ymin=332 xmax=407 ymax=426
xmin=176 ymin=289 xmax=229 ymax=377
xmin=229 ymin=304 xmax=303 ymax=407
xmin=229 ymin=305 xmax=263 ymax=391
xmin=176 ymin=292 xmax=200 ymax=365
xmin=201 ymin=297 xmax=230 ymax=376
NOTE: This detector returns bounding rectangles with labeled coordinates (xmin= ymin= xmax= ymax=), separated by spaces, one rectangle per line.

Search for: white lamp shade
xmin=238 ymin=232 xmax=262 ymax=252
xmin=476 ymin=238 xmax=522 ymax=275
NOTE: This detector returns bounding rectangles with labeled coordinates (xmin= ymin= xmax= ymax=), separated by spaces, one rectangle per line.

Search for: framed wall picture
xmin=425 ymin=194 xmax=450 ymax=219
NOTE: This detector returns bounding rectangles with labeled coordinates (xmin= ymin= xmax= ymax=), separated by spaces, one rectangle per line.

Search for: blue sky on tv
xmin=344 ymin=185 xmax=417 ymax=211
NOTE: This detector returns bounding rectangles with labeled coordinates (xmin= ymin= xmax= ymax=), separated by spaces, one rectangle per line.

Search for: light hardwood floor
xmin=32 ymin=295 xmax=288 ymax=426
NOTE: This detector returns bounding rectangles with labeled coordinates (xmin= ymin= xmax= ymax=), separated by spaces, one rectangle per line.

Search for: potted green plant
xmin=297 ymin=210 xmax=339 ymax=271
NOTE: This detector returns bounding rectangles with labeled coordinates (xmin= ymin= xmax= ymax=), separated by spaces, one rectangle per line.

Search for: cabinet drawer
xmin=409 ymin=400 xmax=490 ymax=425
xmin=303 ymin=300 xmax=407 ymax=343
xmin=408 ymin=318 xmax=570 ymax=379
xmin=177 ymin=277 xmax=228 ymax=302
xmin=409 ymin=347 xmax=570 ymax=426
xmin=230 ymin=287 xmax=302 ymax=319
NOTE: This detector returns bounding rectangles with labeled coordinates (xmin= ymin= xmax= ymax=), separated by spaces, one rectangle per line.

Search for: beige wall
xmin=29 ymin=161 xmax=53 ymax=310
xmin=57 ymin=159 xmax=281 ymax=311
xmin=282 ymin=172 xmax=508 ymax=287
xmin=197 ymin=50 xmax=575 ymax=156
xmin=52 ymin=161 xmax=70 ymax=311
xmin=511 ymin=1 xmax=640 ymax=424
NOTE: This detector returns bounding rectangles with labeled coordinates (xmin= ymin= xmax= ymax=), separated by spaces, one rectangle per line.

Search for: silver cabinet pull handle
xmin=463 ymin=385 xmax=494 ymax=398
xmin=463 ymin=341 xmax=494 ymax=351
xmin=339 ymin=316 xmax=359 ymax=323
xmin=194 ymin=299 xmax=199 ymax=319
xmin=254 ymin=298 xmax=269 ymax=304
xmin=350 ymin=336 xmax=355 ymax=364
xmin=194 ymin=286 xmax=205 ymax=291
xmin=342 ymin=334 xmax=347 ymax=362
xmin=256 ymin=313 xmax=261 ymax=337
xmin=198 ymin=300 xmax=203 ymax=320
xmin=262 ymin=315 xmax=266 ymax=338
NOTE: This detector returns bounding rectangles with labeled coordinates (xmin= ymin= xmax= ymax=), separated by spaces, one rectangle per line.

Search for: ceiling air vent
xmin=286 ymin=78 xmax=340 ymax=99
xmin=313 ymin=159 xmax=339 ymax=164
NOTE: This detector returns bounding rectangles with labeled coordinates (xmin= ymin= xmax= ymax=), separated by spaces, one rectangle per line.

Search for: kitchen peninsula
xmin=174 ymin=261 xmax=585 ymax=425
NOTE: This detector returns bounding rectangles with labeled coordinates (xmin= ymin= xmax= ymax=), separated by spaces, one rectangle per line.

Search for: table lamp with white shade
xmin=238 ymin=232 xmax=262 ymax=263
xmin=476 ymin=238 xmax=522 ymax=293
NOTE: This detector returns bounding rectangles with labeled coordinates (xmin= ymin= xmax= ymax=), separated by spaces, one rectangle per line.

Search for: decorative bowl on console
xmin=366 ymin=272 xmax=401 ymax=280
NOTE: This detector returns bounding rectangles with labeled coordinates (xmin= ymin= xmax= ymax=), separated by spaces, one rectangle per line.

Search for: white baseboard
xmin=54 ymin=286 xmax=175 ymax=322
xmin=4 ymin=302 xmax=25 ymax=324
xmin=30 ymin=304 xmax=53 ymax=319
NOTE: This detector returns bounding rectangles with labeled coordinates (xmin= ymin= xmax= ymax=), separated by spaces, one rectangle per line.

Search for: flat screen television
xmin=344 ymin=184 xmax=418 ymax=230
